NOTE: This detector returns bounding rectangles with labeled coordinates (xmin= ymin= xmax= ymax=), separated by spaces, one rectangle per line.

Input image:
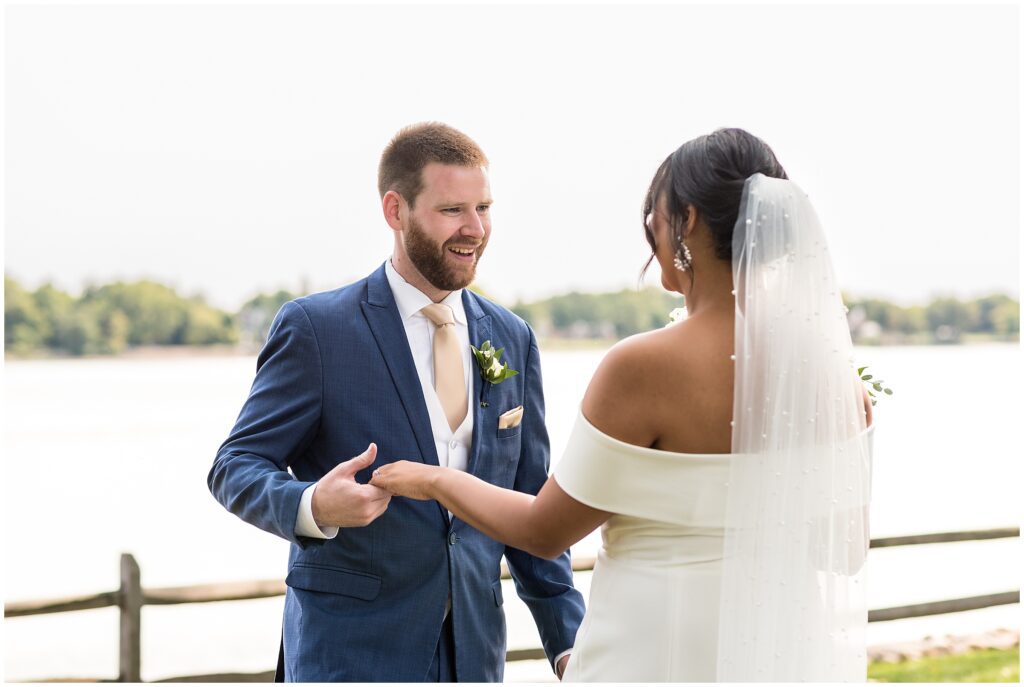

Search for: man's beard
xmin=404 ymin=217 xmax=486 ymax=292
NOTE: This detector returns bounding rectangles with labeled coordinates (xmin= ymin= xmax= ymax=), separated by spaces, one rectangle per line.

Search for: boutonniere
xmin=471 ymin=340 xmax=519 ymax=384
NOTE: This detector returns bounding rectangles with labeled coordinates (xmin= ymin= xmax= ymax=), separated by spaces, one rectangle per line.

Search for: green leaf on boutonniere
xmin=471 ymin=340 xmax=520 ymax=384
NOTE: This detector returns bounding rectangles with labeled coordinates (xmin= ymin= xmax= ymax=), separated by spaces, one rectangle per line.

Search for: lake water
xmin=3 ymin=344 xmax=1021 ymax=681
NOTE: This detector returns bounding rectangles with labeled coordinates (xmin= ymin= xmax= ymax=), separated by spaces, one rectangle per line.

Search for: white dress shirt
xmin=295 ymin=259 xmax=474 ymax=538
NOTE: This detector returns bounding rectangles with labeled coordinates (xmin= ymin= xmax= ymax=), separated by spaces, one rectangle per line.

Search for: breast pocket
xmin=496 ymin=425 xmax=522 ymax=439
xmin=488 ymin=426 xmax=522 ymax=487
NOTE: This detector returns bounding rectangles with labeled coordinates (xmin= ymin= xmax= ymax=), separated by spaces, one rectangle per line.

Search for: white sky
xmin=3 ymin=2 xmax=1021 ymax=310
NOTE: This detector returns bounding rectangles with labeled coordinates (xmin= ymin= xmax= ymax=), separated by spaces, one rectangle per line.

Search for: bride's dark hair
xmin=642 ymin=128 xmax=787 ymax=277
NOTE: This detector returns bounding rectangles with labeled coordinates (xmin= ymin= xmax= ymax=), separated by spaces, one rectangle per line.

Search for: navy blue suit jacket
xmin=208 ymin=264 xmax=585 ymax=681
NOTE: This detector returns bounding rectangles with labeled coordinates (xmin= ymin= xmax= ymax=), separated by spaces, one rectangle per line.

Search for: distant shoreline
xmin=4 ymin=337 xmax=1019 ymax=362
xmin=4 ymin=344 xmax=255 ymax=362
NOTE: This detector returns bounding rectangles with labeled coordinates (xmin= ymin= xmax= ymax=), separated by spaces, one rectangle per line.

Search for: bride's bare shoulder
xmin=580 ymin=327 xmax=686 ymax=448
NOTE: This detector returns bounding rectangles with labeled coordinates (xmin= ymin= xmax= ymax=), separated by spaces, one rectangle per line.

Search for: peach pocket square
xmin=498 ymin=405 xmax=524 ymax=430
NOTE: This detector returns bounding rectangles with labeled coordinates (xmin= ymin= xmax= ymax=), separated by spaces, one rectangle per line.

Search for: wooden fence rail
xmin=5 ymin=527 xmax=1018 ymax=683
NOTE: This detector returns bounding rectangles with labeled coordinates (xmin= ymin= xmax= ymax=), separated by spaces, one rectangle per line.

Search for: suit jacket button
xmin=448 ymin=532 xmax=458 ymax=546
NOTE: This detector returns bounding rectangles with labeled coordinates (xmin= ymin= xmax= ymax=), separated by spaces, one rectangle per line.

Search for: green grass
xmin=868 ymin=647 xmax=1019 ymax=682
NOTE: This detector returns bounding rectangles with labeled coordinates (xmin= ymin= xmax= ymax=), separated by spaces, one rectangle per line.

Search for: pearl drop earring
xmin=673 ymin=236 xmax=693 ymax=272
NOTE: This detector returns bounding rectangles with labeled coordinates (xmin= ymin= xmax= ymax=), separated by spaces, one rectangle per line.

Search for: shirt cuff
xmin=295 ymin=483 xmax=339 ymax=539
xmin=554 ymin=648 xmax=572 ymax=676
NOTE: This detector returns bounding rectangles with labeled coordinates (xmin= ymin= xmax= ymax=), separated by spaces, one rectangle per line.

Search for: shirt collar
xmin=384 ymin=259 xmax=468 ymax=326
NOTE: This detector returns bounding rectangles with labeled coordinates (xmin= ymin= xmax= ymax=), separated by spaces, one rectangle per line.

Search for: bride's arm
xmin=435 ymin=469 xmax=608 ymax=559
xmin=372 ymin=336 xmax=656 ymax=558
xmin=371 ymin=463 xmax=607 ymax=559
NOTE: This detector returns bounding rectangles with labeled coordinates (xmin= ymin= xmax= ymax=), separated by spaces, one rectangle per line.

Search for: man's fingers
xmin=330 ymin=443 xmax=378 ymax=479
xmin=372 ymin=496 xmax=391 ymax=519
xmin=362 ymin=484 xmax=392 ymax=501
xmin=361 ymin=490 xmax=391 ymax=526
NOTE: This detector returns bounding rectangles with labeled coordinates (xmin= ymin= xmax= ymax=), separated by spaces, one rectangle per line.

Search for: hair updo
xmin=642 ymin=128 xmax=788 ymax=274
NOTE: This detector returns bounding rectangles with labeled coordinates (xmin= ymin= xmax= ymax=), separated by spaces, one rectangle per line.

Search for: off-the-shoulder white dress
xmin=553 ymin=412 xmax=732 ymax=682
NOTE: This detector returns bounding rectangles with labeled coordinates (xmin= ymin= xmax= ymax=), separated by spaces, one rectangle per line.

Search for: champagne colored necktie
xmin=421 ymin=303 xmax=467 ymax=432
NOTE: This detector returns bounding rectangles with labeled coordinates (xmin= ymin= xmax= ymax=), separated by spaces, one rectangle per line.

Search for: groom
xmin=208 ymin=122 xmax=585 ymax=682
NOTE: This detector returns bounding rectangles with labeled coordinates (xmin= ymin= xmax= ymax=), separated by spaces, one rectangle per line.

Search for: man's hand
xmin=311 ymin=443 xmax=391 ymax=528
xmin=556 ymin=654 xmax=570 ymax=680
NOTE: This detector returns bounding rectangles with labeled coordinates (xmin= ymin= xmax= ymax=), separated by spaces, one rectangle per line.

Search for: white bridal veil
xmin=717 ymin=174 xmax=873 ymax=681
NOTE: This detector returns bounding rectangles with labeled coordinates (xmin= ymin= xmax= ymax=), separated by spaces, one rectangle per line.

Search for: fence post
xmin=119 ymin=553 xmax=142 ymax=682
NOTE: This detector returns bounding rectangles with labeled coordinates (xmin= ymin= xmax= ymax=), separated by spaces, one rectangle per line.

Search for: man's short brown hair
xmin=378 ymin=122 xmax=489 ymax=208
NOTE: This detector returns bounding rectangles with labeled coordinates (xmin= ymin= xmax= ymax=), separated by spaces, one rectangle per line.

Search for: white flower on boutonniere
xmin=666 ymin=307 xmax=688 ymax=326
xmin=471 ymin=340 xmax=519 ymax=384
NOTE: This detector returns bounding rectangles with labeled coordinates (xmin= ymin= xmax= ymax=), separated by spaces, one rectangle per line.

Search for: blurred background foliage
xmin=4 ymin=274 xmax=1019 ymax=357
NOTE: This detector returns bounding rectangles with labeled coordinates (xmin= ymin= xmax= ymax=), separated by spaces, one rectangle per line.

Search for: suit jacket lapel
xmin=361 ymin=264 xmax=441 ymax=469
xmin=464 ymin=290 xmax=491 ymax=478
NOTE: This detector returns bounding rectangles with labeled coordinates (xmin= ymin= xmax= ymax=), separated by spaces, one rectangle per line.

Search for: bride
xmin=371 ymin=128 xmax=874 ymax=682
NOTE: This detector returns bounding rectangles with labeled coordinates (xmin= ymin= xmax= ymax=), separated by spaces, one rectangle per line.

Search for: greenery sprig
xmin=858 ymin=366 xmax=894 ymax=406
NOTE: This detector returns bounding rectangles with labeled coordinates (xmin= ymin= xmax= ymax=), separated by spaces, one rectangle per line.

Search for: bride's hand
xmin=370 ymin=460 xmax=440 ymax=501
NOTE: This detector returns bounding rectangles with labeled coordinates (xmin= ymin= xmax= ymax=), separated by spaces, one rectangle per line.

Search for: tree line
xmin=4 ymin=277 xmax=237 ymax=355
xmin=3 ymin=275 xmax=1019 ymax=357
xmin=513 ymin=290 xmax=1019 ymax=345
xmin=844 ymin=293 xmax=1019 ymax=344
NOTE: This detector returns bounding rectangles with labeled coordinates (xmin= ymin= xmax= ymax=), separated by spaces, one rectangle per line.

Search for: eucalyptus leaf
xmin=858 ymin=361 xmax=895 ymax=405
